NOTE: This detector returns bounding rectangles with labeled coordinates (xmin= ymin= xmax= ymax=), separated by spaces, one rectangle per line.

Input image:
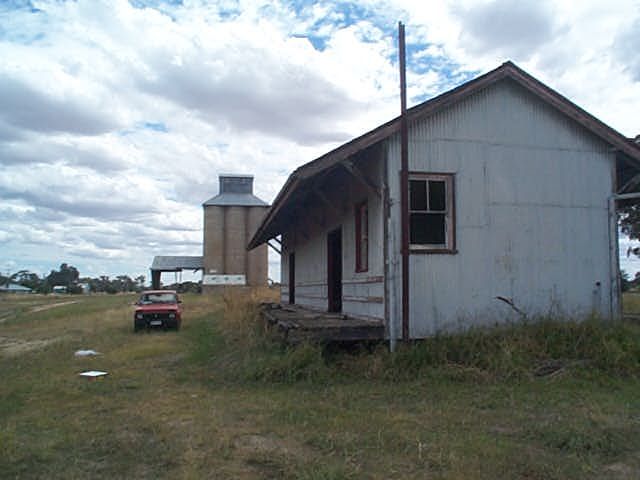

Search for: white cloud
xmin=0 ymin=75 xmax=120 ymax=135
xmin=615 ymin=17 xmax=640 ymax=82
xmin=456 ymin=0 xmax=560 ymax=60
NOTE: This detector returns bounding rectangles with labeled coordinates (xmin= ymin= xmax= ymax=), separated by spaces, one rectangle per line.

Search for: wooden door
xmin=327 ymin=228 xmax=342 ymax=312
xmin=288 ymin=252 xmax=295 ymax=304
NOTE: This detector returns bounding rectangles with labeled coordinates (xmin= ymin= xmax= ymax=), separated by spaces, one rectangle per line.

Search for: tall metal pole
xmin=399 ymin=22 xmax=410 ymax=342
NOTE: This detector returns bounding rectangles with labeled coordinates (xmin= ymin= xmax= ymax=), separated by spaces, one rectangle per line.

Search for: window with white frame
xmin=409 ymin=173 xmax=455 ymax=251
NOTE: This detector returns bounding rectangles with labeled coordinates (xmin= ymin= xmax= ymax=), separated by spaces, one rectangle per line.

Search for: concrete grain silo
xmin=202 ymin=174 xmax=269 ymax=291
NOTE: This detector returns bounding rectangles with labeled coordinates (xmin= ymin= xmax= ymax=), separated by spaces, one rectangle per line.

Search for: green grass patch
xmin=2 ymin=291 xmax=640 ymax=479
xmin=623 ymin=292 xmax=640 ymax=314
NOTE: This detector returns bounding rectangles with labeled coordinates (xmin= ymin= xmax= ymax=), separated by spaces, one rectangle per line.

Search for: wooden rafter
xmin=313 ymin=187 xmax=338 ymax=211
xmin=619 ymin=172 xmax=640 ymax=194
xmin=342 ymin=161 xmax=382 ymax=198
xmin=267 ymin=241 xmax=281 ymax=255
xmin=290 ymin=207 xmax=310 ymax=241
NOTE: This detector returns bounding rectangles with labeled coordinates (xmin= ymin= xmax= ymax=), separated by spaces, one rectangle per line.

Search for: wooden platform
xmin=260 ymin=303 xmax=385 ymax=344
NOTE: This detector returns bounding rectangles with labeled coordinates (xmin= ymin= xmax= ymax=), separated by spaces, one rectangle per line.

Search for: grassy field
xmin=1 ymin=291 xmax=640 ymax=479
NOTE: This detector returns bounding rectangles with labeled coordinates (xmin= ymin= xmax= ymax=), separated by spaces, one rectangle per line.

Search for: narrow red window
xmin=355 ymin=201 xmax=368 ymax=272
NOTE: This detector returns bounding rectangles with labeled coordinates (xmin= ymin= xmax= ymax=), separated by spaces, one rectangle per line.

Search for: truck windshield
xmin=139 ymin=293 xmax=177 ymax=304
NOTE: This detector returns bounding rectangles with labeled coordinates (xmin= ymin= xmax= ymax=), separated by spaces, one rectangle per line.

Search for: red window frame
xmin=355 ymin=201 xmax=368 ymax=272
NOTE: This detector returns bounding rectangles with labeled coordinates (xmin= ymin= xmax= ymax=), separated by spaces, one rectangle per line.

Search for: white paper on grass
xmin=79 ymin=371 xmax=108 ymax=377
xmin=74 ymin=350 xmax=100 ymax=356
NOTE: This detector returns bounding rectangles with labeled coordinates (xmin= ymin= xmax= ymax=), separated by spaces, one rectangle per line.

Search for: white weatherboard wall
xmin=281 ymin=154 xmax=386 ymax=321
xmin=387 ymin=79 xmax=616 ymax=338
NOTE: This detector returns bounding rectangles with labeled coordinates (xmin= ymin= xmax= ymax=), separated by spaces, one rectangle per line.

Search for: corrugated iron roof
xmin=248 ymin=61 xmax=640 ymax=249
xmin=202 ymin=193 xmax=268 ymax=207
xmin=202 ymin=174 xmax=269 ymax=207
xmin=150 ymin=256 xmax=203 ymax=271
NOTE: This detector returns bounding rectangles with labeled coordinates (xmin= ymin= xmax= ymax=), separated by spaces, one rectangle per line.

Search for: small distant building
xmin=150 ymin=174 xmax=270 ymax=290
xmin=52 ymin=285 xmax=67 ymax=294
xmin=0 ymin=283 xmax=33 ymax=294
xmin=150 ymin=256 xmax=204 ymax=289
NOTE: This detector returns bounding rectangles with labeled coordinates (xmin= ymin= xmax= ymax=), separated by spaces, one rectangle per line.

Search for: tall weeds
xmin=190 ymin=287 xmax=329 ymax=384
xmin=382 ymin=318 xmax=640 ymax=381
xmin=192 ymin=290 xmax=640 ymax=384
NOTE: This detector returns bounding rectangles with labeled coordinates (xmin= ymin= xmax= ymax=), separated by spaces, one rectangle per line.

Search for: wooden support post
xmin=151 ymin=270 xmax=161 ymax=289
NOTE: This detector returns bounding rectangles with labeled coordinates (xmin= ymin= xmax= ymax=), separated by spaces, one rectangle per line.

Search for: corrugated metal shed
xmin=0 ymin=283 xmax=33 ymax=293
xmin=250 ymin=60 xmax=640 ymax=340
xmin=248 ymin=61 xmax=640 ymax=249
xmin=151 ymin=256 xmax=203 ymax=271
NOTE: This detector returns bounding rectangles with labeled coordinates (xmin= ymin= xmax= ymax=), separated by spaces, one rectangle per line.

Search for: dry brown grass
xmin=219 ymin=286 xmax=279 ymax=345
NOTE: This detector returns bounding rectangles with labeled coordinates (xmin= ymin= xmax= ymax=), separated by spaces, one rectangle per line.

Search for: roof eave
xmin=248 ymin=61 xmax=640 ymax=249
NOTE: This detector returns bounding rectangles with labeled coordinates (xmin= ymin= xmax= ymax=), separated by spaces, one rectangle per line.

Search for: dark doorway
xmin=327 ymin=228 xmax=342 ymax=312
xmin=288 ymin=252 xmax=295 ymax=304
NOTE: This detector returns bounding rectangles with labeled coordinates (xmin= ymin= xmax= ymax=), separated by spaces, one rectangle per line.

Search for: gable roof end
xmin=248 ymin=61 xmax=640 ymax=249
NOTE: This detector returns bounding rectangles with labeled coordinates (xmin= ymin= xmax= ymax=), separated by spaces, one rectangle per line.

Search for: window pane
xmin=410 ymin=180 xmax=427 ymax=210
xmin=428 ymin=180 xmax=446 ymax=211
xmin=410 ymin=213 xmax=446 ymax=245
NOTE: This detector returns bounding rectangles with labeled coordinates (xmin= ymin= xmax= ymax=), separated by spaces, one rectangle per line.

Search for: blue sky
xmin=0 ymin=0 xmax=639 ymax=282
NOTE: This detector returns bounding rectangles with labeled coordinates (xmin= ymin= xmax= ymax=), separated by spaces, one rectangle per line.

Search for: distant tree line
xmin=1 ymin=263 xmax=146 ymax=294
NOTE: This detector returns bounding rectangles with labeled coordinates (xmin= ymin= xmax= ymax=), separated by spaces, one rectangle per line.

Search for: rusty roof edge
xmin=247 ymin=172 xmax=300 ymax=249
xmin=499 ymin=61 xmax=640 ymax=165
xmin=248 ymin=60 xmax=640 ymax=249
xmin=247 ymin=64 xmax=515 ymax=248
xmin=292 ymin=63 xmax=514 ymax=181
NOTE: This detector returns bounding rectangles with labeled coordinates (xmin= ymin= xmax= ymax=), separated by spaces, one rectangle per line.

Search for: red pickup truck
xmin=134 ymin=290 xmax=182 ymax=332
